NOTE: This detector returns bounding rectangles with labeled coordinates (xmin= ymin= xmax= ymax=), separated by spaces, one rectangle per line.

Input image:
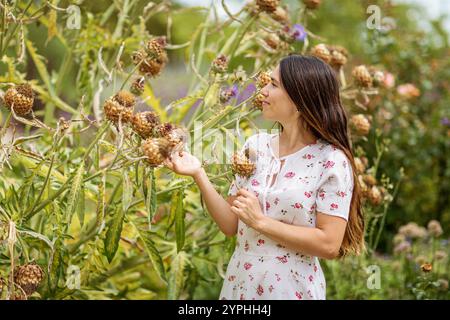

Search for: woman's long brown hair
xmin=278 ymin=54 xmax=365 ymax=258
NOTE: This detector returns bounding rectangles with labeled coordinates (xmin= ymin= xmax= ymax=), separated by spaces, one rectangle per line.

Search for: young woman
xmin=164 ymin=55 xmax=365 ymax=300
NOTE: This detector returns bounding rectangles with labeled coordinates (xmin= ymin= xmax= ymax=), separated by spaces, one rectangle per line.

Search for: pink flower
xmin=309 ymin=275 xmax=314 ymax=282
xmin=276 ymin=256 xmax=288 ymax=263
xmin=319 ymin=192 xmax=325 ymax=200
xmin=251 ymin=179 xmax=260 ymax=186
xmin=254 ymin=191 xmax=259 ymax=197
xmin=274 ymin=197 xmax=280 ymax=205
xmin=303 ymin=154 xmax=315 ymax=159
xmin=266 ymin=201 xmax=270 ymax=210
xmin=244 ymin=262 xmax=252 ymax=270
xmin=304 ymin=191 xmax=312 ymax=198
xmin=257 ymin=285 xmax=264 ymax=296
xmin=314 ymin=265 xmax=318 ymax=272
xmin=244 ymin=241 xmax=249 ymax=252
xmin=239 ymin=228 xmax=243 ymax=235
xmin=324 ymin=160 xmax=335 ymax=169
xmin=275 ymin=273 xmax=281 ymax=281
xmin=397 ymin=83 xmax=420 ymax=99
xmin=228 ymin=275 xmax=236 ymax=281
xmin=257 ymin=239 xmax=265 ymax=246
xmin=383 ymin=72 xmax=395 ymax=88
xmin=269 ymin=285 xmax=274 ymax=293
xmin=337 ymin=191 xmax=347 ymax=197
xmin=284 ymin=171 xmax=295 ymax=178
xmin=240 ymin=293 xmax=245 ymax=300
xmin=295 ymin=291 xmax=303 ymax=299
xmin=330 ymin=203 xmax=339 ymax=210
xmin=291 ymin=202 xmax=303 ymax=209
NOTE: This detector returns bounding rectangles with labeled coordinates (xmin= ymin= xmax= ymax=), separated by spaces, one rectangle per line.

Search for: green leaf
xmin=165 ymin=189 xmax=180 ymax=237
xmin=104 ymin=206 xmax=125 ymax=263
xmin=134 ymin=227 xmax=166 ymax=283
xmin=146 ymin=169 xmax=157 ymax=230
xmin=77 ymin=181 xmax=85 ymax=228
xmin=167 ymin=251 xmax=188 ymax=300
xmin=47 ymin=238 xmax=65 ymax=294
xmin=175 ymin=189 xmax=185 ymax=253
xmin=122 ymin=168 xmax=132 ymax=212
xmin=66 ymin=161 xmax=85 ymax=228
xmin=47 ymin=9 xmax=58 ymax=43
xmin=26 ymin=40 xmax=54 ymax=96
xmin=17 ymin=228 xmax=54 ymax=251
xmin=96 ymin=173 xmax=106 ymax=229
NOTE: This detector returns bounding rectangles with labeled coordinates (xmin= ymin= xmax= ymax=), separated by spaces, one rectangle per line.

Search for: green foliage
xmin=0 ymin=0 xmax=448 ymax=300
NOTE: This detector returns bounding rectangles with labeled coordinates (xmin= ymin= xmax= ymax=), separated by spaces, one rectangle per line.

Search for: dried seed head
xmin=154 ymin=122 xmax=188 ymax=151
xmin=352 ymin=65 xmax=373 ymax=88
xmin=368 ymin=185 xmax=382 ymax=206
xmin=139 ymin=57 xmax=167 ymax=78
xmin=231 ymin=148 xmax=256 ymax=178
xmin=310 ymin=44 xmax=331 ymax=63
xmin=427 ymin=220 xmax=443 ymax=237
xmin=114 ymin=90 xmax=135 ymax=108
xmin=252 ymin=93 xmax=266 ymax=111
xmin=263 ymin=33 xmax=282 ymax=50
xmin=330 ymin=50 xmax=348 ymax=68
xmin=3 ymin=83 xmax=35 ymax=116
xmin=13 ymin=262 xmax=44 ymax=296
xmin=132 ymin=49 xmax=147 ymax=65
xmin=435 ymin=250 xmax=447 ymax=261
xmin=58 ymin=117 xmax=70 ymax=132
xmin=211 ymin=54 xmax=229 ymax=74
xmin=145 ymin=36 xmax=168 ymax=60
xmin=256 ymin=71 xmax=271 ymax=89
xmin=219 ymin=86 xmax=238 ymax=104
xmin=421 ymin=263 xmax=432 ymax=273
xmin=362 ymin=174 xmax=377 ymax=187
xmin=350 ymin=114 xmax=371 ymax=136
xmin=436 ymin=279 xmax=448 ymax=291
xmin=372 ymin=70 xmax=385 ymax=87
xmin=103 ymin=91 xmax=136 ymax=123
xmin=256 ymin=0 xmax=280 ymax=13
xmin=303 ymin=0 xmax=321 ymax=9
xmin=154 ymin=122 xmax=176 ymax=138
xmin=398 ymin=222 xmax=428 ymax=239
xmin=354 ymin=157 xmax=366 ymax=174
xmin=131 ymin=76 xmax=145 ymax=95
xmin=270 ymin=6 xmax=289 ymax=23
xmin=166 ymin=127 xmax=188 ymax=151
xmin=131 ymin=111 xmax=160 ymax=139
xmin=142 ymin=137 xmax=172 ymax=167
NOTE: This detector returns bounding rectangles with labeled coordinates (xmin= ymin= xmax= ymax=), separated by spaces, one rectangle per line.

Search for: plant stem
xmin=0 ymin=0 xmax=34 ymax=57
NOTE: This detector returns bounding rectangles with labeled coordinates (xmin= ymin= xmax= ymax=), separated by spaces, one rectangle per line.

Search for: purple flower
xmin=236 ymin=83 xmax=256 ymax=105
xmin=292 ymin=24 xmax=307 ymax=42
xmin=231 ymin=84 xmax=239 ymax=96
xmin=440 ymin=117 xmax=450 ymax=127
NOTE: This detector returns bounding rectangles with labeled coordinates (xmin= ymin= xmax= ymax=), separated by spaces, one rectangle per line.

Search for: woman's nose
xmin=260 ymin=86 xmax=269 ymax=97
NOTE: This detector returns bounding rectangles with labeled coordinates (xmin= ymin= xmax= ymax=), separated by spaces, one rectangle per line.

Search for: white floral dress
xmin=220 ymin=132 xmax=354 ymax=300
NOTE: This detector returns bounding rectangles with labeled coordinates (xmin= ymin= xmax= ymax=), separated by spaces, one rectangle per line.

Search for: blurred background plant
xmin=0 ymin=0 xmax=448 ymax=300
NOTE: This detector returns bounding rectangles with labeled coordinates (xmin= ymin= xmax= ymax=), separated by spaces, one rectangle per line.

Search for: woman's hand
xmin=230 ymin=188 xmax=267 ymax=230
xmin=164 ymin=151 xmax=203 ymax=178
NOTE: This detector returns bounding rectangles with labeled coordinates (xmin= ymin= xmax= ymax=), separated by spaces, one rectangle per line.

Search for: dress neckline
xmin=268 ymin=133 xmax=321 ymax=161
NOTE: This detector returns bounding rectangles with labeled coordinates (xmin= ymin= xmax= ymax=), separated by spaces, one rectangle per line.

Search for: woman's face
xmin=260 ymin=65 xmax=299 ymax=123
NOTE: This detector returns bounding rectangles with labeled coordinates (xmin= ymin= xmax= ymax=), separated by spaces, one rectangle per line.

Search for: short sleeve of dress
xmin=227 ymin=134 xmax=258 ymax=197
xmin=315 ymin=149 xmax=354 ymax=221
